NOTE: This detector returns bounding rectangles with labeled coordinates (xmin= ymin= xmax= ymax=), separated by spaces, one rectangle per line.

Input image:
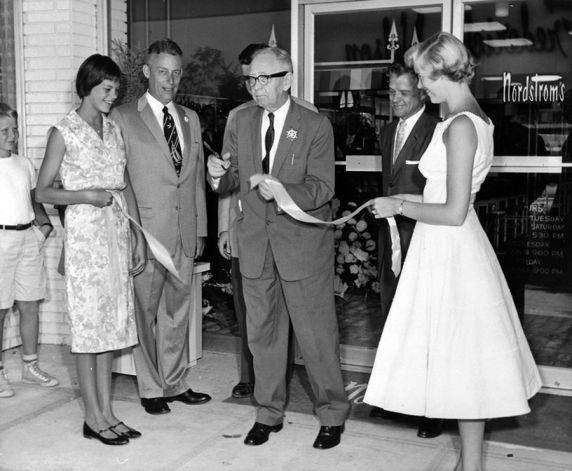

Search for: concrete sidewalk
xmin=0 ymin=345 xmax=571 ymax=471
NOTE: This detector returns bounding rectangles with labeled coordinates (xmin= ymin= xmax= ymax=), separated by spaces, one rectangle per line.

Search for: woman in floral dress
xmin=36 ymin=54 xmax=145 ymax=445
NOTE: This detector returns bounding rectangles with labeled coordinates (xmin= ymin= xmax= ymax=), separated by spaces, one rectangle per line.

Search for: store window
xmin=0 ymin=0 xmax=16 ymax=106
xmin=301 ymin=0 xmax=451 ymax=363
xmin=460 ymin=0 xmax=572 ymax=387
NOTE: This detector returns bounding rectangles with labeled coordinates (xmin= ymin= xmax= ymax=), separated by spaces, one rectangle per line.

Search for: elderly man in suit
xmin=218 ymin=43 xmax=318 ymax=400
xmin=371 ymin=62 xmax=443 ymax=438
xmin=110 ymin=39 xmax=211 ymax=415
xmin=208 ymin=47 xmax=349 ymax=449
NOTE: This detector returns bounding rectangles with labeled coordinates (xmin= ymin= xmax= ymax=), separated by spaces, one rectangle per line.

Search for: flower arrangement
xmin=201 ymin=262 xmax=233 ymax=316
xmin=333 ymin=201 xmax=379 ymax=297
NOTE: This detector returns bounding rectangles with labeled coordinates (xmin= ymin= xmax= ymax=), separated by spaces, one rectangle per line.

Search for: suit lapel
xmin=380 ymin=121 xmax=396 ymax=194
xmin=174 ymin=104 xmax=192 ymax=174
xmin=250 ymin=108 xmax=264 ymax=174
xmin=271 ymin=101 xmax=300 ymax=176
xmin=137 ymin=96 xmax=173 ymax=168
xmin=391 ymin=127 xmax=418 ymax=178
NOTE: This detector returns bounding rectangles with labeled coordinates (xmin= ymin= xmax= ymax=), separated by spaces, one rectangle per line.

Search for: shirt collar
xmin=400 ymin=105 xmax=425 ymax=128
xmin=264 ymin=98 xmax=291 ymax=121
xmin=145 ymin=91 xmax=174 ymax=115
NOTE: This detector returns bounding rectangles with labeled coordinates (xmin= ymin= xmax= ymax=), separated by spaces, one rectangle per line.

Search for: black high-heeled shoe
xmin=83 ymin=422 xmax=129 ymax=445
xmin=110 ymin=421 xmax=142 ymax=439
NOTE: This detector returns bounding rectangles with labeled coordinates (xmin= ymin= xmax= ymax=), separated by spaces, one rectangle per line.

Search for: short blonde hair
xmin=0 ymin=102 xmax=17 ymax=120
xmin=405 ymin=32 xmax=477 ymax=83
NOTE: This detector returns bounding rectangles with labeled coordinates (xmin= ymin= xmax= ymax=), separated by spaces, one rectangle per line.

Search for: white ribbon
xmin=250 ymin=174 xmax=402 ymax=276
xmin=111 ymin=194 xmax=184 ymax=284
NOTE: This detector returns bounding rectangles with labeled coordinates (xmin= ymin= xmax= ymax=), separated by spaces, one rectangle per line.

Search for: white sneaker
xmin=0 ymin=369 xmax=14 ymax=398
xmin=22 ymin=361 xmax=59 ymax=387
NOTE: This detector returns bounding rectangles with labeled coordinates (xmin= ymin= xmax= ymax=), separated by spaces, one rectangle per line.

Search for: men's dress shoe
xmin=244 ymin=422 xmax=283 ymax=446
xmin=232 ymin=382 xmax=253 ymax=398
xmin=417 ymin=417 xmax=444 ymax=439
xmin=141 ymin=397 xmax=170 ymax=415
xmin=83 ymin=422 xmax=129 ymax=446
xmin=313 ymin=425 xmax=344 ymax=449
xmin=369 ymin=406 xmax=392 ymax=419
xmin=167 ymin=388 xmax=211 ymax=405
xmin=110 ymin=421 xmax=142 ymax=439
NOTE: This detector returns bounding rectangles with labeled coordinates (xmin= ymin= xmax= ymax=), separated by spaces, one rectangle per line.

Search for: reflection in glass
xmin=464 ymin=0 xmax=572 ymax=371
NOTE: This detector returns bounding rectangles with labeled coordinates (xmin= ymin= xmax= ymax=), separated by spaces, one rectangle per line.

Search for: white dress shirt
xmin=145 ymin=91 xmax=185 ymax=153
xmin=261 ymin=99 xmax=291 ymax=173
xmin=393 ymin=105 xmax=425 ymax=156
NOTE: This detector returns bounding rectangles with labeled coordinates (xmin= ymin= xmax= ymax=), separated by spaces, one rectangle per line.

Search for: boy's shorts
xmin=0 ymin=227 xmax=46 ymax=309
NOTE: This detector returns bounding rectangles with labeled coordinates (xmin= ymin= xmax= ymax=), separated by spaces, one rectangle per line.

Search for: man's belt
xmin=0 ymin=222 xmax=33 ymax=231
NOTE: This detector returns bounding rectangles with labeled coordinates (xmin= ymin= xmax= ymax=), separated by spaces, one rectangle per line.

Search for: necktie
xmin=393 ymin=119 xmax=406 ymax=163
xmin=262 ymin=112 xmax=274 ymax=174
xmin=163 ymin=106 xmax=182 ymax=176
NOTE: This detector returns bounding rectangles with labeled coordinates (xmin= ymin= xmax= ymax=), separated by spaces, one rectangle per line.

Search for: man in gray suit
xmin=208 ymin=47 xmax=349 ymax=450
xmin=218 ymin=43 xmax=318 ymax=399
xmin=110 ymin=39 xmax=211 ymax=415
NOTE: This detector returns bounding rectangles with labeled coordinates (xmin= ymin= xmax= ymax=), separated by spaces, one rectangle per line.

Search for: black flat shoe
xmin=167 ymin=388 xmax=211 ymax=405
xmin=83 ymin=422 xmax=129 ymax=446
xmin=231 ymin=382 xmax=253 ymax=399
xmin=313 ymin=424 xmax=344 ymax=449
xmin=417 ymin=418 xmax=444 ymax=439
xmin=110 ymin=421 xmax=142 ymax=439
xmin=244 ymin=422 xmax=283 ymax=446
xmin=141 ymin=397 xmax=170 ymax=415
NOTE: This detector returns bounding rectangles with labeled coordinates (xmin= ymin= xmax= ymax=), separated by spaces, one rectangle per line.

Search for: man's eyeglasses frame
xmin=243 ymin=71 xmax=290 ymax=88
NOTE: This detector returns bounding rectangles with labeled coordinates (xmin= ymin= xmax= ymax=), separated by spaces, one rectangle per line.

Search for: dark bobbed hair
xmin=250 ymin=46 xmax=293 ymax=73
xmin=147 ymin=38 xmax=183 ymax=59
xmin=238 ymin=43 xmax=268 ymax=66
xmin=405 ymin=32 xmax=477 ymax=84
xmin=75 ymin=54 xmax=121 ymax=99
xmin=388 ymin=62 xmax=420 ymax=86
xmin=0 ymin=102 xmax=18 ymax=120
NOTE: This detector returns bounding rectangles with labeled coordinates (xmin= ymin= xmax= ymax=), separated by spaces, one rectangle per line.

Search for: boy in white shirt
xmin=0 ymin=103 xmax=58 ymax=398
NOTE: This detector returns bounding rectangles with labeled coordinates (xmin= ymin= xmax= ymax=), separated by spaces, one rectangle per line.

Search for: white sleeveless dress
xmin=364 ymin=112 xmax=542 ymax=419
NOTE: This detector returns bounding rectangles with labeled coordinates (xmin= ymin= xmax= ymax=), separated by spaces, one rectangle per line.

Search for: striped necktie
xmin=163 ymin=106 xmax=182 ymax=176
xmin=393 ymin=119 xmax=406 ymax=163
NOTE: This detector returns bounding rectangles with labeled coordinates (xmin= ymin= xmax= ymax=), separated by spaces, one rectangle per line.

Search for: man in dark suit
xmin=110 ymin=39 xmax=211 ymax=415
xmin=372 ymin=63 xmax=443 ymax=438
xmin=208 ymin=47 xmax=349 ymax=449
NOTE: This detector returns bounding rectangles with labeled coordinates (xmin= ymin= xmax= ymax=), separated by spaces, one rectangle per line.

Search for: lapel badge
xmin=184 ymin=115 xmax=189 ymax=122
xmin=286 ymin=128 xmax=297 ymax=141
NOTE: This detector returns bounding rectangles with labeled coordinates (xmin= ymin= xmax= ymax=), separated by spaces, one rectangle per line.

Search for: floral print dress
xmin=55 ymin=110 xmax=137 ymax=353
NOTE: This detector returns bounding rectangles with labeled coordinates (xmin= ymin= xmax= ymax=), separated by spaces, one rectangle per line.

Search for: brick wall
xmin=2 ymin=0 xmax=127 ymax=351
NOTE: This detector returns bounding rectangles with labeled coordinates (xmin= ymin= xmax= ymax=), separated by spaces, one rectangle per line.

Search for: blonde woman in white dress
xmin=364 ymin=32 xmax=541 ymax=471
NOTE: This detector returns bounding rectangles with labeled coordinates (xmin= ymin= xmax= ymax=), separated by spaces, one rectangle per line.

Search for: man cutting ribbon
xmin=207 ymin=46 xmax=349 ymax=451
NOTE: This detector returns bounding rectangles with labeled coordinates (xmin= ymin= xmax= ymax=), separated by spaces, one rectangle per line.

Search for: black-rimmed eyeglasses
xmin=243 ymin=71 xmax=289 ymax=87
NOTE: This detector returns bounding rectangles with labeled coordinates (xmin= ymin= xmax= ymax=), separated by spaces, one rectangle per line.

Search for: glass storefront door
xmin=296 ymin=0 xmax=572 ymax=392
xmin=453 ymin=0 xmax=572 ymax=392
xmin=294 ymin=0 xmax=452 ymax=368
